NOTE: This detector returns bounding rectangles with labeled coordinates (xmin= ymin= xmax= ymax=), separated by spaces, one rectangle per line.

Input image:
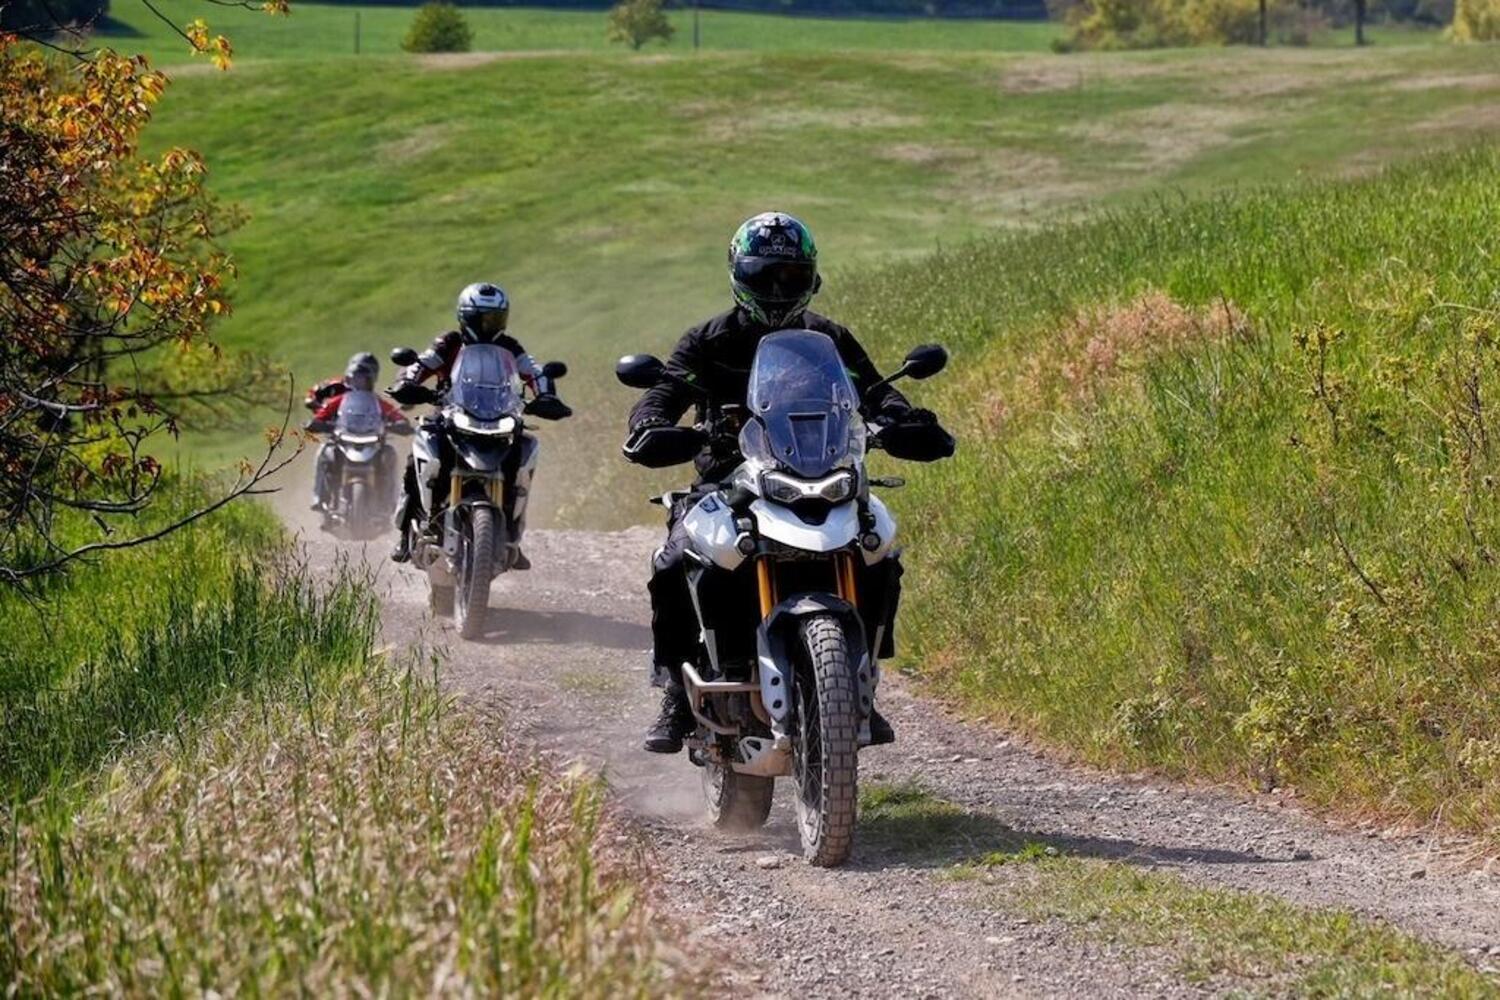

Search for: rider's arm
xmin=832 ymin=325 xmax=912 ymax=419
xmin=628 ymin=328 xmax=702 ymax=430
xmin=400 ymin=331 xmax=461 ymax=387
xmin=312 ymin=394 xmax=342 ymax=424
xmin=495 ymin=334 xmax=542 ymax=394
xmin=378 ymin=398 xmax=408 ymax=425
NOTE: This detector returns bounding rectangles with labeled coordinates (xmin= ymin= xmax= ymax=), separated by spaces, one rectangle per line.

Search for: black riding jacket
xmin=628 ymin=306 xmax=912 ymax=482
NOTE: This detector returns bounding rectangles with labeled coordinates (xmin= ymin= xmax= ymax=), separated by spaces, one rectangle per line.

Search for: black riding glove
xmin=629 ymin=413 xmax=674 ymax=434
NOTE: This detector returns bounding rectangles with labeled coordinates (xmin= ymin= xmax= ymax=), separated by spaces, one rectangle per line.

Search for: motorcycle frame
xmin=682 ymin=537 xmax=877 ymax=778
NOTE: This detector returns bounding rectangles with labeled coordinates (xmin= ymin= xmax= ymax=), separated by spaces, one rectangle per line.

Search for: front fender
xmin=756 ymin=593 xmax=872 ymax=726
xmin=749 ymin=499 xmax=858 ymax=553
xmin=452 ymin=434 xmax=512 ymax=474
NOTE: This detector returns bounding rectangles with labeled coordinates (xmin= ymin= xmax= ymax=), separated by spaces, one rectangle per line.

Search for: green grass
xmin=0 ymin=483 xmax=685 ymax=991
xmin=0 ymin=483 xmax=378 ymax=799
xmin=93 ymin=0 xmax=1062 ymax=63
xmin=834 ymin=146 xmax=1500 ymax=842
xmin=116 ymin=38 xmax=1500 ymax=527
xmin=961 ymin=846 xmax=1500 ymax=995
xmin=859 ymin=781 xmax=1498 ymax=993
xmin=0 ymin=651 xmax=688 ymax=993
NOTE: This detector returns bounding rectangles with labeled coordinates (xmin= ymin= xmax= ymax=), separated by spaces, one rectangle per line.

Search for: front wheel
xmin=454 ymin=505 xmax=497 ymax=639
xmin=346 ymin=480 xmax=373 ymax=541
xmin=791 ymin=615 xmax=860 ymax=867
xmin=702 ymin=759 xmax=774 ymax=832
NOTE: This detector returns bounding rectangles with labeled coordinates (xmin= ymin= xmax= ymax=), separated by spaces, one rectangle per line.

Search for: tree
xmin=1450 ymin=0 xmax=1500 ymax=38
xmin=401 ymin=1 xmax=473 ymax=54
xmin=0 ymin=15 xmax=292 ymax=585
xmin=607 ymin=0 xmax=675 ymax=50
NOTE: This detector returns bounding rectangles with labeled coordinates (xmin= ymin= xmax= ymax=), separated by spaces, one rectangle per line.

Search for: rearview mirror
xmin=390 ymin=347 xmax=419 ymax=367
xmin=541 ymin=360 xmax=568 ymax=380
xmin=902 ymin=344 xmax=948 ymax=381
xmin=616 ymin=353 xmax=665 ymax=389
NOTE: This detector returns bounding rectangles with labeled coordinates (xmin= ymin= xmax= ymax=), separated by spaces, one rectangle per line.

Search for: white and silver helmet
xmin=456 ymin=282 xmax=510 ymax=343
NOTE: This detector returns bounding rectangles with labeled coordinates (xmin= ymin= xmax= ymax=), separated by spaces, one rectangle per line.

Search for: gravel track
xmin=290 ymin=513 xmax=1500 ymax=998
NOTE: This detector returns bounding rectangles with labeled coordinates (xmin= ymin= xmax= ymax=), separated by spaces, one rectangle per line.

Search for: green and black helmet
xmin=728 ymin=212 xmax=820 ymax=327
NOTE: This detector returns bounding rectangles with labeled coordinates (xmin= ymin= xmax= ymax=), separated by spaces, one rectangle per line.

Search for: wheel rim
xmin=792 ymin=674 xmax=824 ymax=844
xmin=455 ymin=518 xmax=472 ymax=627
xmin=702 ymin=760 xmax=726 ymax=806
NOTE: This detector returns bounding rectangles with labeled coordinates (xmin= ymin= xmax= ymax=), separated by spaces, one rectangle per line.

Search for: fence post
xmin=354 ymin=10 xmax=361 ymax=54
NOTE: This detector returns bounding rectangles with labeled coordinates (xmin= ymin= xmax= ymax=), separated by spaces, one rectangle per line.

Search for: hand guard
xmin=524 ymin=394 xmax=573 ymax=421
xmin=388 ymin=381 xmax=439 ymax=408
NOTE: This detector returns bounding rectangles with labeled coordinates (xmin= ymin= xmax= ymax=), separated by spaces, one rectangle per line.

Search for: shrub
xmin=401 ymin=1 xmax=472 ymax=53
xmin=1450 ymin=0 xmax=1500 ymax=38
xmin=607 ymin=0 xmax=675 ymax=50
xmin=1055 ymin=0 xmax=1295 ymax=50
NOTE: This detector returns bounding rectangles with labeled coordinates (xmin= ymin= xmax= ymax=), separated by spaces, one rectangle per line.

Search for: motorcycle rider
xmin=626 ymin=212 xmax=946 ymax=754
xmin=388 ymin=281 xmax=570 ymax=566
xmin=304 ymin=353 xmax=408 ymax=512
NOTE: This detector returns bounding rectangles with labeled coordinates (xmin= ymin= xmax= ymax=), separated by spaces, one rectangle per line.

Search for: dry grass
xmin=0 ymin=656 xmax=696 ymax=996
xmin=962 ymin=290 xmax=1250 ymax=431
xmin=1052 ymin=290 xmax=1250 ymax=397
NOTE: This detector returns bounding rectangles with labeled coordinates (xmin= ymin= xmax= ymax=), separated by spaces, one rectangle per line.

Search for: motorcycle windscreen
xmin=335 ymin=389 xmax=384 ymax=436
xmin=741 ymin=329 xmax=864 ymax=479
xmin=449 ymin=344 xmax=521 ymax=421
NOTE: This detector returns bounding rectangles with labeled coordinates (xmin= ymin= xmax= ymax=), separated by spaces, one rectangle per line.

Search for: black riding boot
xmin=643 ymin=685 xmax=695 ymax=754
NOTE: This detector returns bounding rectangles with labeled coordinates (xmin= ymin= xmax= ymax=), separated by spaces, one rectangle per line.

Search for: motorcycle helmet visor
xmin=732 ymin=257 xmax=817 ymax=304
xmin=462 ymin=307 xmax=509 ymax=342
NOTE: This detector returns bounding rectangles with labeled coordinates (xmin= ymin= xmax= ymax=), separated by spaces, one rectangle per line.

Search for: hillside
xmin=832 ymin=147 xmax=1500 ymax=841
xmin=128 ymin=34 xmax=1500 ymax=526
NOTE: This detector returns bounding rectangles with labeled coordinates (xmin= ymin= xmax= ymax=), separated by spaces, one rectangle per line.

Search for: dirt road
xmin=290 ymin=512 xmax=1500 ymax=998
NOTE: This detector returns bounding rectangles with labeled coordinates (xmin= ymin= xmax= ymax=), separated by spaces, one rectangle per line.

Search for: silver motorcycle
xmin=618 ymin=329 xmax=952 ymax=865
xmin=390 ymin=344 xmax=569 ymax=638
xmin=308 ymin=388 xmax=404 ymax=541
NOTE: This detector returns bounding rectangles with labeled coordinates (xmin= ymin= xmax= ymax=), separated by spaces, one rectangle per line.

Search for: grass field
xmin=833 ymin=147 xmax=1500 ymax=843
xmin=0 ymin=484 xmax=682 ymax=991
xmin=94 ymin=0 xmax=1064 ymax=62
xmin=113 ymin=25 xmax=1500 ymax=525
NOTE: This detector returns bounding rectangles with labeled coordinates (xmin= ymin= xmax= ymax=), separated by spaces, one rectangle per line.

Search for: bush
xmin=1054 ymin=0 xmax=1300 ymax=50
xmin=607 ymin=0 xmax=675 ymax=50
xmin=1450 ymin=0 xmax=1500 ymax=38
xmin=401 ymin=1 xmax=472 ymax=53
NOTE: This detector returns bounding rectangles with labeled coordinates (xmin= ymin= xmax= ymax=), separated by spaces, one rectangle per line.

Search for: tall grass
xmin=0 ymin=483 xmax=374 ymax=799
xmin=0 ymin=482 xmax=687 ymax=992
xmin=0 ymin=655 xmax=685 ymax=994
xmin=832 ymin=147 xmax=1500 ymax=839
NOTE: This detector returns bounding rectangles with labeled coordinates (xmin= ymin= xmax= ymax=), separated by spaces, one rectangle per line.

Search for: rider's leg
xmin=643 ymin=506 xmax=698 ymax=754
xmin=390 ymin=452 xmax=422 ymax=562
xmin=377 ymin=443 xmax=400 ymax=512
xmin=310 ymin=442 xmax=334 ymax=511
xmin=502 ymin=434 xmax=532 ymax=570
xmin=858 ymin=554 xmax=903 ymax=746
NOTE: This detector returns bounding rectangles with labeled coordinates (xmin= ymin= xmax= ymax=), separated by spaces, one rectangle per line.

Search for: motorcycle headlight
xmin=337 ymin=432 xmax=382 ymax=446
xmin=451 ymin=412 xmax=516 ymax=436
xmin=760 ymin=469 xmax=857 ymax=505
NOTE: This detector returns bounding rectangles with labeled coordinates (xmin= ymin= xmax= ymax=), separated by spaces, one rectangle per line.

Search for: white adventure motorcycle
xmin=617 ymin=329 xmax=953 ymax=866
xmin=307 ymin=388 xmax=405 ymax=541
xmin=389 ymin=344 xmax=570 ymax=638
